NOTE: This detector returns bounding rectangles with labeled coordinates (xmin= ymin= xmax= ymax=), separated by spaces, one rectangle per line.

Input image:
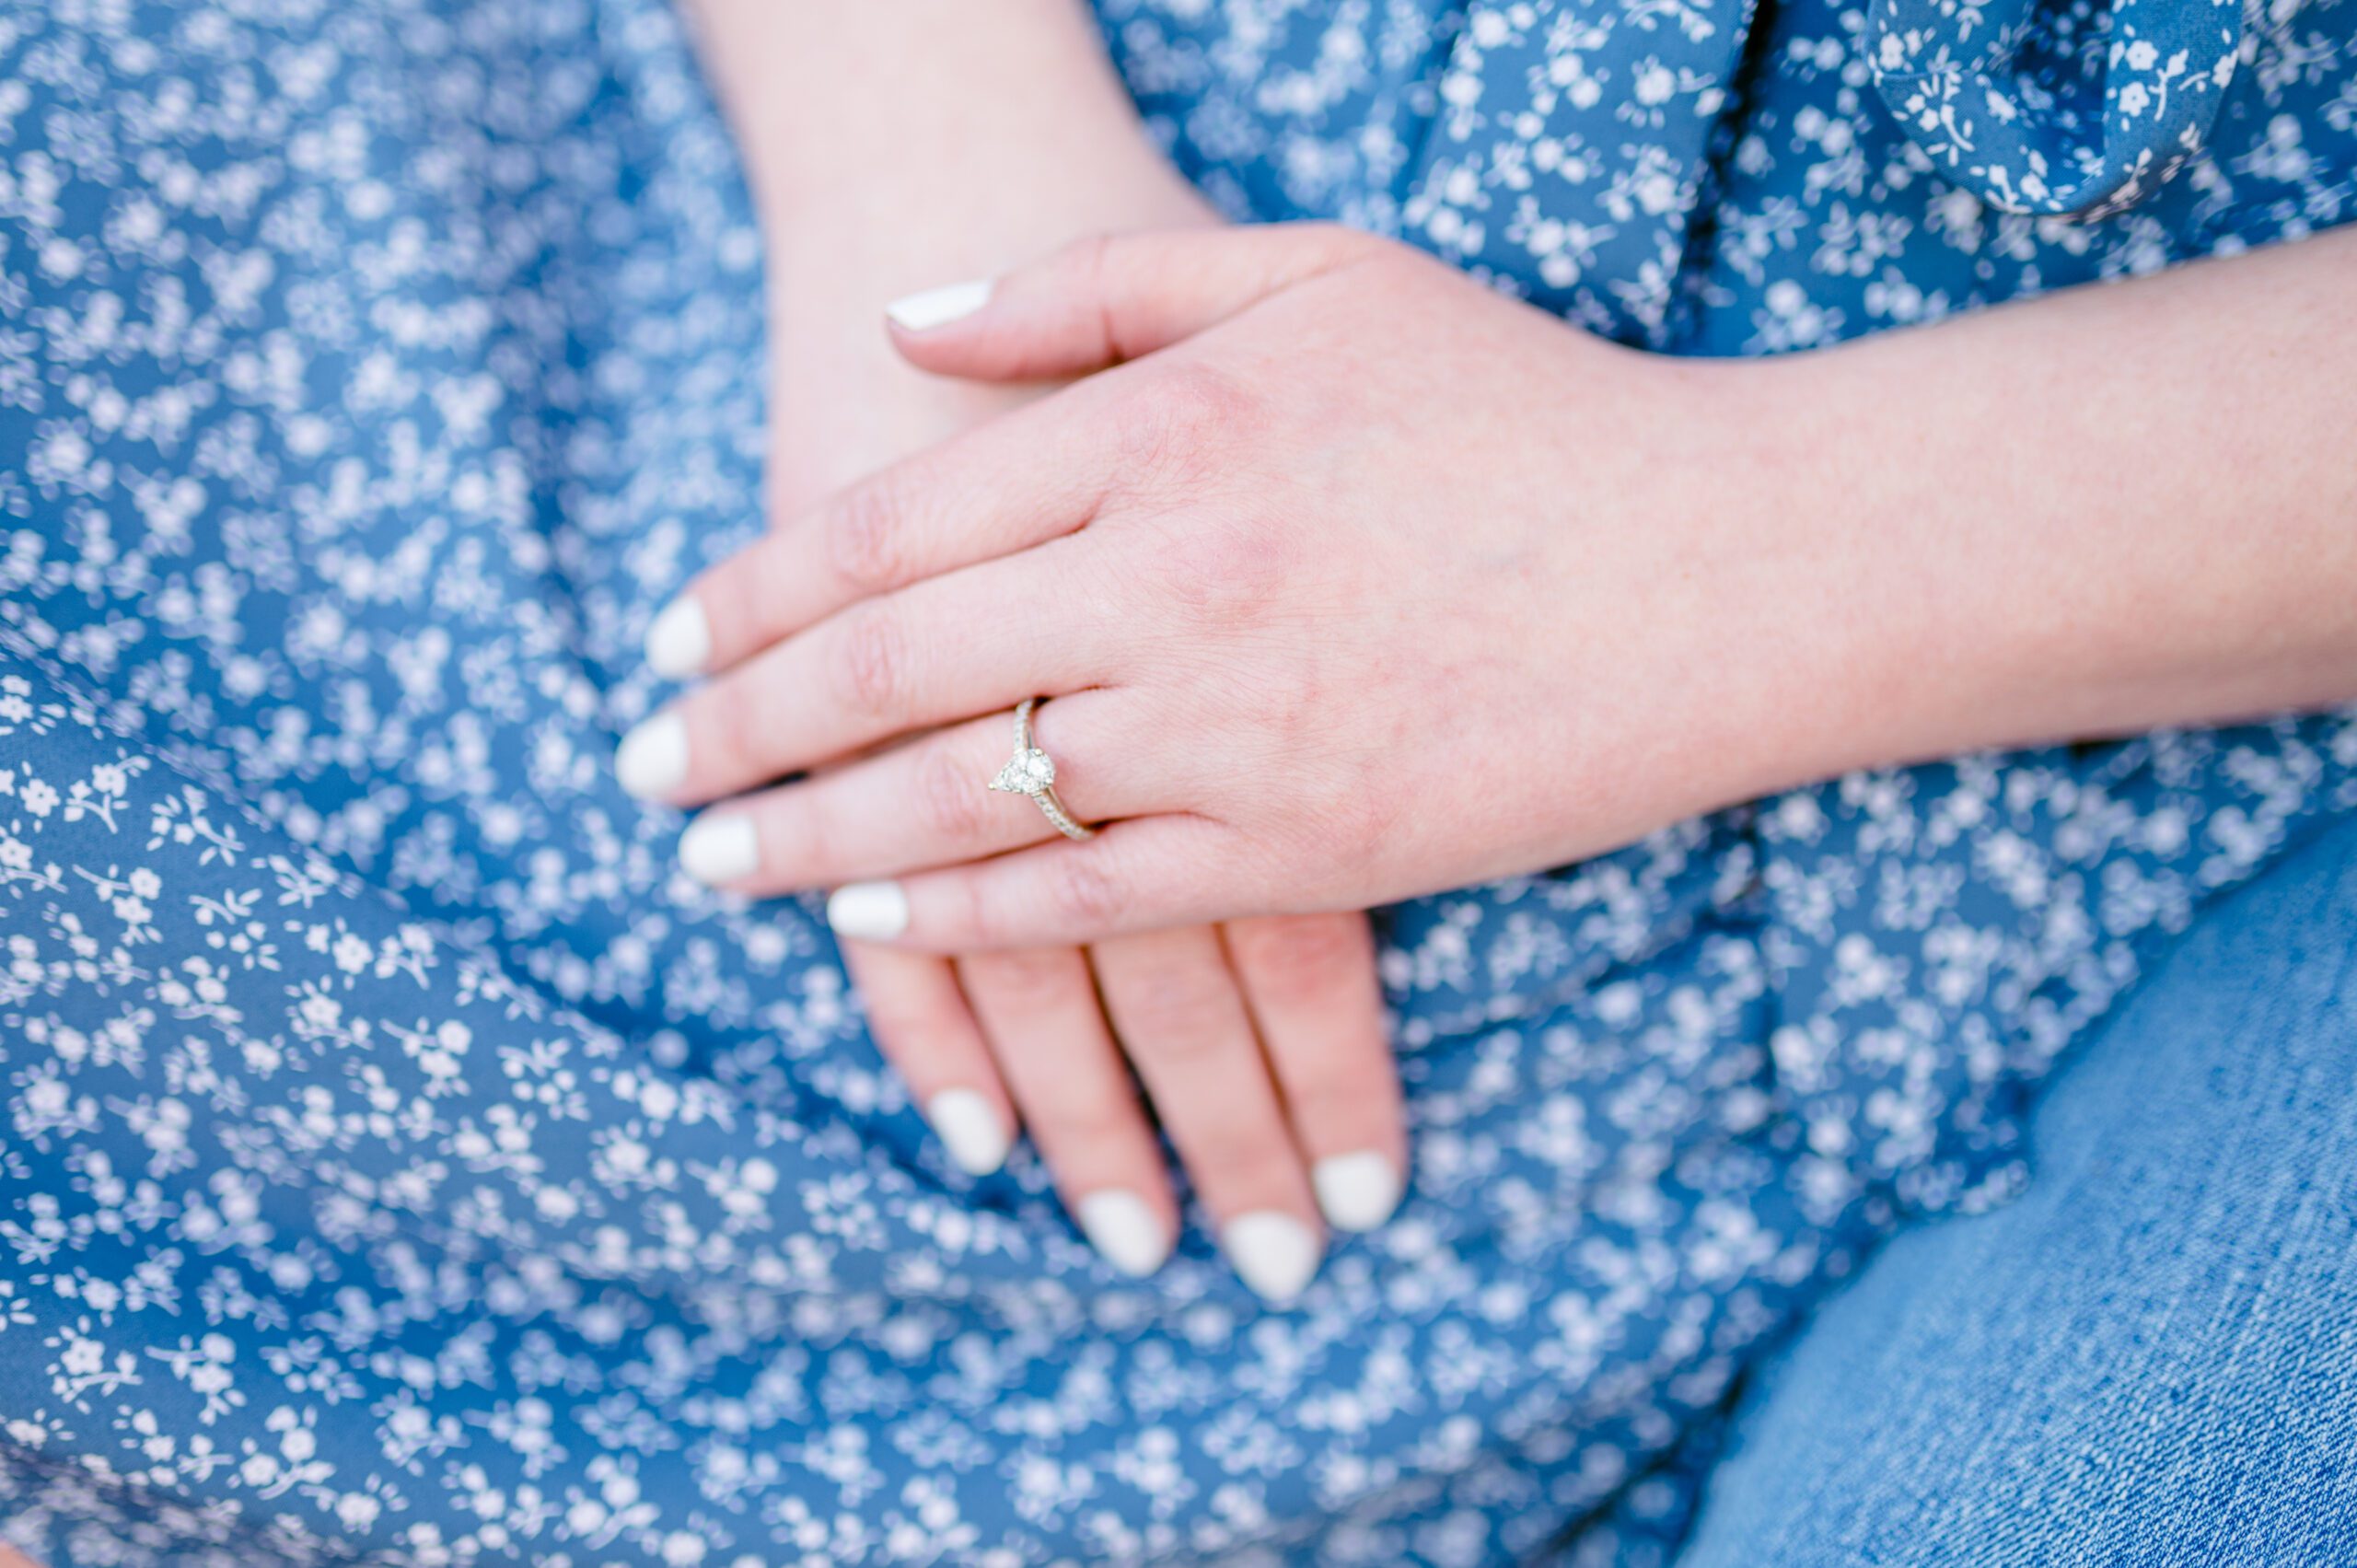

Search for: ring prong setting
xmin=991 ymin=746 xmax=1056 ymax=796
xmin=984 ymin=699 xmax=1096 ymax=840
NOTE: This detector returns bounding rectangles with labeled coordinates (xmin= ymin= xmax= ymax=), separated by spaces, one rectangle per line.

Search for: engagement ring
xmin=988 ymin=696 xmax=1095 ymax=840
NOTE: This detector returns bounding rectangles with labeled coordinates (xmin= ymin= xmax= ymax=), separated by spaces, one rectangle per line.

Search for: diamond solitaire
xmin=986 ymin=698 xmax=1095 ymax=841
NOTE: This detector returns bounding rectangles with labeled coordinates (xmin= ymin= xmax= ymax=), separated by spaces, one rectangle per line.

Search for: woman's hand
xmin=639 ymin=219 xmax=2357 ymax=954
xmin=622 ymin=226 xmax=1821 ymax=945
xmin=844 ymin=913 xmax=1405 ymax=1299
xmin=671 ymin=11 xmax=1411 ymax=1297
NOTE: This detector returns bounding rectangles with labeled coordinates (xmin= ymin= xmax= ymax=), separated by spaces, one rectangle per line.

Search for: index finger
xmin=644 ymin=380 xmax=1125 ymax=681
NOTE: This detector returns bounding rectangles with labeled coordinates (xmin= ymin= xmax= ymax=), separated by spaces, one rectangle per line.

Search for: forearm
xmin=680 ymin=0 xmax=1202 ymax=284
xmin=679 ymin=0 xmax=1212 ymax=499
xmin=1748 ymin=226 xmax=2357 ymax=786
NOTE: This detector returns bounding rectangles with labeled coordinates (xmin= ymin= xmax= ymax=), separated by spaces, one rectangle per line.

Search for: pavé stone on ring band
xmin=986 ymin=696 xmax=1096 ymax=841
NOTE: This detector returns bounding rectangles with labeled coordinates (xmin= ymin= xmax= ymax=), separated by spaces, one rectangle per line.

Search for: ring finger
xmin=676 ymin=691 xmax=1162 ymax=895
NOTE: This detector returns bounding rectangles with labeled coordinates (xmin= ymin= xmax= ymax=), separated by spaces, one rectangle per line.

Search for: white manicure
xmin=1311 ymin=1152 xmax=1404 ymax=1233
xmin=615 ymin=713 xmax=688 ymax=799
xmin=679 ymin=813 xmax=761 ymax=885
xmin=644 ymin=598 xmax=712 ymax=679
xmin=826 ymin=880 xmax=910 ymax=941
xmin=1223 ymin=1212 xmax=1321 ymax=1304
xmin=925 ymin=1089 xmax=1010 ymax=1177
xmin=1077 ymin=1190 xmax=1170 ymax=1278
xmin=885 ymin=278 xmax=993 ymax=331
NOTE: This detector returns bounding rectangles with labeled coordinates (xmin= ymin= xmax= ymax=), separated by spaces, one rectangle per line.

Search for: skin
xmin=633 ymin=218 xmax=2357 ymax=949
xmin=675 ymin=0 xmax=1408 ymax=1296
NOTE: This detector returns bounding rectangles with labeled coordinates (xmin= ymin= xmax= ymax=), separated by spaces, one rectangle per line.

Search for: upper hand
xmin=625 ymin=225 xmax=1829 ymax=948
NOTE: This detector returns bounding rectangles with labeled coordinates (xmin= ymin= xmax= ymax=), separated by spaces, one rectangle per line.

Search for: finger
xmin=839 ymin=939 xmax=1014 ymax=1178
xmin=677 ymin=690 xmax=1167 ymax=895
xmin=1090 ymin=926 xmax=1325 ymax=1304
xmin=822 ymin=814 xmax=1238 ymax=953
xmin=956 ymin=946 xmax=1178 ymax=1279
xmin=1222 ymin=913 xmax=1406 ymax=1233
xmin=884 ymin=224 xmax=1391 ymax=382
xmin=617 ymin=543 xmax=1106 ymax=807
xmin=644 ymin=385 xmax=1125 ymax=681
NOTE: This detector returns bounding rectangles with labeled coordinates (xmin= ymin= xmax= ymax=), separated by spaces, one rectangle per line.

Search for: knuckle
xmin=1159 ymin=517 xmax=1301 ymax=626
xmin=956 ymin=873 xmax=1012 ymax=950
xmin=1120 ymin=361 xmax=1253 ymax=482
xmin=1044 ymin=852 xmax=1124 ymax=933
xmin=859 ymin=981 xmax=952 ymax=1049
xmin=829 ymin=603 xmax=908 ymax=716
xmin=1073 ymin=231 xmax=1121 ymax=342
xmin=760 ymin=787 xmax=831 ymax=886
xmin=692 ymin=682 xmax=762 ymax=783
xmin=914 ymin=737 xmax=991 ymax=846
xmin=1029 ymin=1085 xmax=1137 ymax=1160
xmin=824 ymin=474 xmax=909 ymax=593
xmin=965 ymin=946 xmax=1079 ymax=1010
xmin=1107 ymin=968 xmax=1230 ymax=1053
xmin=1281 ymin=1070 xmax=1382 ymax=1136
xmin=1182 ymin=1126 xmax=1300 ymax=1201
xmin=1226 ymin=914 xmax=1369 ymax=1003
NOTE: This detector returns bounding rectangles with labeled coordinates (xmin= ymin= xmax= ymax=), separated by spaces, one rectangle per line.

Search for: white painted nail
xmin=885 ymin=278 xmax=993 ymax=331
xmin=1311 ymin=1152 xmax=1404 ymax=1233
xmin=826 ymin=880 xmax=910 ymax=941
xmin=644 ymin=598 xmax=712 ymax=679
xmin=615 ymin=713 xmax=688 ymax=799
xmin=1077 ymin=1190 xmax=1170 ymax=1278
xmin=925 ymin=1089 xmax=1010 ymax=1177
xmin=679 ymin=813 xmax=761 ymax=886
xmin=1223 ymin=1211 xmax=1320 ymax=1304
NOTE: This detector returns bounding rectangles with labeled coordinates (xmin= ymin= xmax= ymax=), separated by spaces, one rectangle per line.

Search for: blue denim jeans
xmin=1675 ymin=816 xmax=2357 ymax=1564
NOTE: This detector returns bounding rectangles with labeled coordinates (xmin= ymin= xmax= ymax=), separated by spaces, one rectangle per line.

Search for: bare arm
xmin=1752 ymin=226 xmax=2357 ymax=787
xmin=678 ymin=0 xmax=1213 ymax=498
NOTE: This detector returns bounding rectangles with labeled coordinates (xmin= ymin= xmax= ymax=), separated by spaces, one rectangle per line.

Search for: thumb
xmin=882 ymin=222 xmax=1386 ymax=382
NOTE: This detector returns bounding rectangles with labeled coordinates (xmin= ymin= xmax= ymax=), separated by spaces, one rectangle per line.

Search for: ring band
xmin=987 ymin=696 xmax=1096 ymax=841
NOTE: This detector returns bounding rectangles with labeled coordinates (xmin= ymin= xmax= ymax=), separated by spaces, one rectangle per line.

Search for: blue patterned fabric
xmin=0 ymin=2 xmax=2351 ymax=1564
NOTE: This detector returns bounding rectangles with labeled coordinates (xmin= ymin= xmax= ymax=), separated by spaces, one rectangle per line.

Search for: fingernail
xmin=925 ymin=1089 xmax=1010 ymax=1176
xmin=1311 ymin=1152 xmax=1403 ymax=1233
xmin=679 ymin=813 xmax=761 ymax=885
xmin=644 ymin=598 xmax=712 ymax=679
xmin=885 ymin=278 xmax=993 ymax=331
xmin=826 ymin=880 xmax=910 ymax=940
xmin=1224 ymin=1212 xmax=1320 ymax=1304
xmin=615 ymin=713 xmax=688 ymax=799
xmin=1077 ymin=1190 xmax=1170 ymax=1278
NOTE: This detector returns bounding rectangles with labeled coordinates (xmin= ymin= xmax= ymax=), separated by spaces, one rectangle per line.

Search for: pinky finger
xmin=825 ymin=815 xmax=1237 ymax=953
xmin=838 ymin=939 xmax=1015 ymax=1177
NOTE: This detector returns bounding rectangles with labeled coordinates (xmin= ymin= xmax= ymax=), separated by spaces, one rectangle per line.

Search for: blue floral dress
xmin=0 ymin=1 xmax=2351 ymax=1563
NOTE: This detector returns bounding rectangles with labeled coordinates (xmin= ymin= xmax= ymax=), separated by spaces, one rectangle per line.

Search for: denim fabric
xmin=1675 ymin=817 xmax=2357 ymax=1566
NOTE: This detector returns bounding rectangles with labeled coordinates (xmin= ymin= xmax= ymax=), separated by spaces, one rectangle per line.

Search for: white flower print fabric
xmin=1 ymin=1 xmax=2353 ymax=1564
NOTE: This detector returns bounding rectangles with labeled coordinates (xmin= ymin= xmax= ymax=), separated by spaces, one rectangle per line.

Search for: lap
xmin=3 ymin=3 xmax=2353 ymax=1563
xmin=1675 ymin=814 xmax=2357 ymax=1566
